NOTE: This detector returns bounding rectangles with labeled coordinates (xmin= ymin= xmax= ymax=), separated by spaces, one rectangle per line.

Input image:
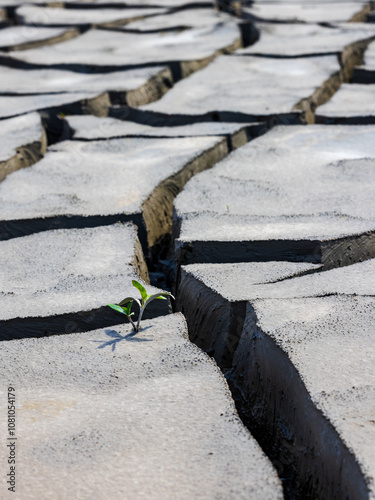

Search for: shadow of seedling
xmin=93 ymin=327 xmax=153 ymax=351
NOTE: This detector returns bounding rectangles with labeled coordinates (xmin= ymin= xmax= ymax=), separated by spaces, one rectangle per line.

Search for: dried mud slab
xmin=4 ymin=24 xmax=241 ymax=75
xmin=66 ymin=0 xmax=203 ymax=5
xmin=316 ymin=83 xmax=375 ymax=123
xmin=0 ymin=25 xmax=79 ymax=52
xmin=0 ymin=65 xmax=173 ymax=108
xmin=0 ymin=136 xmax=228 ymax=251
xmin=66 ymin=114 xmax=259 ymax=148
xmin=244 ymin=1 xmax=371 ymax=23
xmin=238 ymin=22 xmax=375 ymax=57
xmin=176 ymin=259 xmax=375 ymax=499
xmin=0 ymin=91 xmax=110 ymax=119
xmin=0 ymin=112 xmax=46 ymax=182
xmin=0 ymin=223 xmax=172 ymax=340
xmin=15 ymin=4 xmax=165 ymax=28
xmin=0 ymin=0 xmax=47 ymax=5
xmin=0 ymin=314 xmax=283 ymax=500
xmin=120 ymin=7 xmax=234 ymax=31
xmin=174 ymin=125 xmax=375 ymax=269
xmin=141 ymin=54 xmax=339 ymax=120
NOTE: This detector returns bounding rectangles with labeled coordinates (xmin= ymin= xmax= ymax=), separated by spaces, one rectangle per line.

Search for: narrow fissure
xmin=0 ymin=300 xmax=171 ymax=342
xmin=174 ymin=266 xmax=373 ymax=499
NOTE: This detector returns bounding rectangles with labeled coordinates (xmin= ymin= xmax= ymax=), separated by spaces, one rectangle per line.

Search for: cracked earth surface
xmin=0 ymin=1 xmax=375 ymax=499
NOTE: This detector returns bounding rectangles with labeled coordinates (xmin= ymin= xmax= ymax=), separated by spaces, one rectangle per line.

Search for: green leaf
xmin=119 ymin=295 xmax=142 ymax=311
xmin=108 ymin=304 xmax=126 ymax=315
xmin=122 ymin=301 xmax=133 ymax=316
xmin=118 ymin=296 xmax=135 ymax=306
xmin=150 ymin=295 xmax=167 ymax=300
xmin=144 ymin=292 xmax=175 ymax=309
xmin=132 ymin=280 xmax=148 ymax=304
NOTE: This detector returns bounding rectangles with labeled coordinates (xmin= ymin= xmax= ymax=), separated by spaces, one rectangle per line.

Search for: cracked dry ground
xmin=0 ymin=0 xmax=375 ymax=499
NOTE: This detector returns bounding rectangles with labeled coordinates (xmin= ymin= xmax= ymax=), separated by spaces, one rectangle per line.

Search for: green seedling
xmin=108 ymin=280 xmax=174 ymax=333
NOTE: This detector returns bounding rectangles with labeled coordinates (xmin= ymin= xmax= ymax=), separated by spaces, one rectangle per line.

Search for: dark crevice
xmin=175 ymin=269 xmax=371 ymax=499
xmin=316 ymin=115 xmax=375 ymax=125
xmin=175 ymin=239 xmax=323 ymax=267
xmin=68 ymin=123 xmax=266 ymax=146
xmin=176 ymin=268 xmax=245 ymax=367
xmin=139 ymin=126 xmax=270 ymax=286
xmin=226 ymin=310 xmax=369 ymax=500
xmin=295 ymin=37 xmax=375 ymax=123
xmin=41 ymin=111 xmax=73 ymax=145
xmin=174 ymin=231 xmax=375 ymax=271
xmin=110 ymin=106 xmax=302 ymax=126
xmin=237 ymin=51 xmax=340 ymax=59
xmin=242 ymin=230 xmax=375 ymax=285
xmin=239 ymin=20 xmax=260 ymax=47
xmin=70 ymin=131 xmax=248 ymax=141
xmin=0 ymin=300 xmax=171 ymax=342
xmin=0 ymin=53 xmax=189 ymax=74
xmin=105 ymin=25 xmax=188 ymax=34
xmin=0 ymin=213 xmax=148 ymax=255
xmin=250 ymin=264 xmax=323 ymax=286
xmin=14 ymin=22 xmax=92 ymax=32
xmin=2 ymin=6 xmax=17 ymax=24
xmin=62 ymin=4 xmax=167 ymax=10
xmin=63 ymin=2 xmax=213 ymax=10
xmin=353 ymin=68 xmax=375 ymax=84
xmin=0 ymin=35 xmax=242 ymax=81
xmin=0 ymin=91 xmax=93 ymax=97
xmin=144 ymin=137 xmax=231 ymax=282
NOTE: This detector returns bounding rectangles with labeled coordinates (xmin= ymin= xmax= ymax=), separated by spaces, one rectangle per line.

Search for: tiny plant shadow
xmin=93 ymin=326 xmax=153 ymax=351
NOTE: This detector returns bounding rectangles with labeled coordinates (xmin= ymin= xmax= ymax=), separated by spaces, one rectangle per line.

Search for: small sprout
xmin=108 ymin=280 xmax=174 ymax=333
xmin=108 ymin=300 xmax=136 ymax=331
